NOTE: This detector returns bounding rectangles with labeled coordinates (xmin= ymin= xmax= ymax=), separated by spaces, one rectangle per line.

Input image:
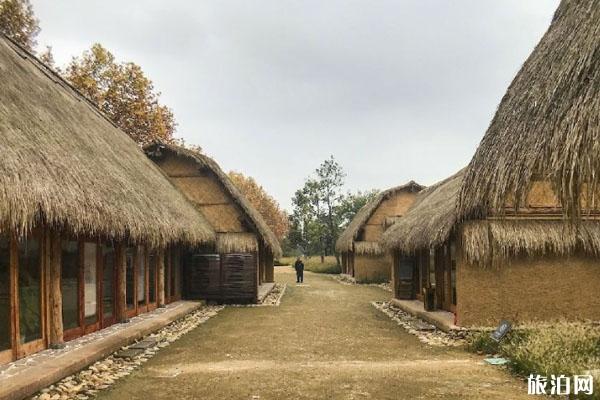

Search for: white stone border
xmin=31 ymin=306 xmax=224 ymax=400
xmin=331 ymin=274 xmax=392 ymax=292
xmin=372 ymin=301 xmax=466 ymax=347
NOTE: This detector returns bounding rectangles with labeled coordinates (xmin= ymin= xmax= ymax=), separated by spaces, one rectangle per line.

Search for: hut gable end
xmin=335 ymin=181 xmax=424 ymax=254
xmin=145 ymin=143 xmax=282 ymax=257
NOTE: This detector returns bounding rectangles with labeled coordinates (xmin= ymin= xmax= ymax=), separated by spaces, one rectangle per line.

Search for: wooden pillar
xmin=48 ymin=230 xmax=64 ymax=348
xmin=390 ymin=251 xmax=397 ymax=299
xmin=115 ymin=242 xmax=127 ymax=322
xmin=157 ymin=249 xmax=165 ymax=307
xmin=265 ymin=251 xmax=274 ymax=283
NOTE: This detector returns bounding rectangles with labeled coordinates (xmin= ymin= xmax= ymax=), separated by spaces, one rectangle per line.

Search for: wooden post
xmin=265 ymin=251 xmax=274 ymax=283
xmin=157 ymin=249 xmax=165 ymax=307
xmin=115 ymin=243 xmax=127 ymax=322
xmin=48 ymin=230 xmax=64 ymax=348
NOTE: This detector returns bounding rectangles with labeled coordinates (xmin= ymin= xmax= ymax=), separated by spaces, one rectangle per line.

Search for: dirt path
xmin=98 ymin=268 xmax=528 ymax=399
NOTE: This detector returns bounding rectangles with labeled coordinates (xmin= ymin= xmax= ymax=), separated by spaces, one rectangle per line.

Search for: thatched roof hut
xmin=383 ymin=168 xmax=600 ymax=265
xmin=458 ymin=0 xmax=600 ymax=221
xmin=145 ymin=143 xmax=282 ymax=257
xmin=0 ymin=35 xmax=215 ymax=247
xmin=381 ymin=171 xmax=463 ymax=255
xmin=336 ymin=181 xmax=424 ymax=255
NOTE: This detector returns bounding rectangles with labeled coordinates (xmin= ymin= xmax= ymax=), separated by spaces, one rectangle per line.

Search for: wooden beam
xmin=115 ymin=243 xmax=127 ymax=323
xmin=157 ymin=249 xmax=165 ymax=307
xmin=47 ymin=230 xmax=63 ymax=348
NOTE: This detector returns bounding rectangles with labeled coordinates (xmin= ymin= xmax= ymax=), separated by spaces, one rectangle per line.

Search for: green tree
xmin=338 ymin=189 xmax=380 ymax=229
xmin=0 ymin=0 xmax=39 ymax=51
xmin=64 ymin=43 xmax=176 ymax=145
xmin=289 ymin=156 xmax=348 ymax=265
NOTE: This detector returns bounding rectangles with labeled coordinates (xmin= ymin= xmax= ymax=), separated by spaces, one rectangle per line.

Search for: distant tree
xmin=228 ymin=171 xmax=289 ymax=241
xmin=338 ymin=189 xmax=380 ymax=228
xmin=38 ymin=45 xmax=55 ymax=68
xmin=290 ymin=156 xmax=348 ymax=265
xmin=64 ymin=43 xmax=176 ymax=145
xmin=0 ymin=0 xmax=39 ymax=51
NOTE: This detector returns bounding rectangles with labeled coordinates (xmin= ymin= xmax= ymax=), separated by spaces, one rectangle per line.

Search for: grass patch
xmin=467 ymin=322 xmax=600 ymax=397
xmin=279 ymin=256 xmax=341 ymax=274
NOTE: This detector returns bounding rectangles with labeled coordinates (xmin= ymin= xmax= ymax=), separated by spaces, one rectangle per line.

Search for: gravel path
xmin=96 ymin=268 xmax=529 ymax=399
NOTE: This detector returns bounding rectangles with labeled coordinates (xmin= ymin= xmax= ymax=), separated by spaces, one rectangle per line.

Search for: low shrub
xmin=467 ymin=322 xmax=600 ymax=398
xmin=503 ymin=322 xmax=600 ymax=379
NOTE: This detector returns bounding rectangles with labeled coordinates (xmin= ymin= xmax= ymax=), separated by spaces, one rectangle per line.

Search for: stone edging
xmin=30 ymin=306 xmax=224 ymax=400
xmin=372 ymin=301 xmax=467 ymax=347
xmin=331 ymin=274 xmax=392 ymax=292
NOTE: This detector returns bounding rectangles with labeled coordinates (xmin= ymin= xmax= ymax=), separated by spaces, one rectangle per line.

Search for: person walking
xmin=294 ymin=257 xmax=305 ymax=283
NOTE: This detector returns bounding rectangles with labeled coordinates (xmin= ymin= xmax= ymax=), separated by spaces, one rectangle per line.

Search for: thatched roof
xmin=462 ymin=219 xmax=600 ymax=265
xmin=381 ymin=171 xmax=464 ymax=253
xmin=145 ymin=143 xmax=283 ymax=257
xmin=335 ymin=181 xmax=424 ymax=253
xmin=458 ymin=0 xmax=600 ymax=221
xmin=0 ymin=35 xmax=215 ymax=247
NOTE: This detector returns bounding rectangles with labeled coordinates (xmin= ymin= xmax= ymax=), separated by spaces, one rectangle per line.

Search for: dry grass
xmin=279 ymin=256 xmax=341 ymax=274
xmin=468 ymin=321 xmax=600 ymax=396
xmin=458 ymin=0 xmax=600 ymax=222
xmin=0 ymin=35 xmax=214 ymax=247
xmin=215 ymin=233 xmax=258 ymax=253
xmin=462 ymin=220 xmax=600 ymax=265
xmin=353 ymin=241 xmax=384 ymax=256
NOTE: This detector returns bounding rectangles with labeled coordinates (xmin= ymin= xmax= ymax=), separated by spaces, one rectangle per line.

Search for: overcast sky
xmin=32 ymin=1 xmax=559 ymax=210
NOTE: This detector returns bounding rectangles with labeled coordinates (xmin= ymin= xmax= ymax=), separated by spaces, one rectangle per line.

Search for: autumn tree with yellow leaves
xmin=228 ymin=172 xmax=289 ymax=241
xmin=64 ymin=44 xmax=176 ymax=145
xmin=0 ymin=0 xmax=39 ymax=51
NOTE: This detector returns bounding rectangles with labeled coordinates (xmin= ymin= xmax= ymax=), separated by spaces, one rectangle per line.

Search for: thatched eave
xmin=458 ymin=0 xmax=600 ymax=222
xmin=381 ymin=170 xmax=464 ymax=253
xmin=0 ymin=35 xmax=215 ymax=247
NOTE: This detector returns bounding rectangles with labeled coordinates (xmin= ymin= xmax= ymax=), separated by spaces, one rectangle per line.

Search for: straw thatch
xmin=145 ymin=143 xmax=282 ymax=257
xmin=335 ymin=181 xmax=424 ymax=253
xmin=353 ymin=241 xmax=384 ymax=256
xmin=216 ymin=232 xmax=258 ymax=253
xmin=458 ymin=0 xmax=600 ymax=221
xmin=381 ymin=171 xmax=464 ymax=253
xmin=0 ymin=35 xmax=215 ymax=247
xmin=462 ymin=219 xmax=600 ymax=265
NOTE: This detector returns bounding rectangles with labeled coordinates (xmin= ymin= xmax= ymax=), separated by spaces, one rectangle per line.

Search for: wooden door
xmin=15 ymin=233 xmax=46 ymax=358
xmin=147 ymin=251 xmax=158 ymax=311
xmin=0 ymin=235 xmax=12 ymax=364
xmin=101 ymin=243 xmax=116 ymax=328
xmin=136 ymin=246 xmax=148 ymax=314
xmin=434 ymin=248 xmax=445 ymax=309
xmin=185 ymin=254 xmax=220 ymax=300
xmin=395 ymin=256 xmax=416 ymax=300
xmin=83 ymin=241 xmax=101 ymax=335
xmin=221 ymin=253 xmax=257 ymax=303
xmin=125 ymin=247 xmax=137 ymax=318
xmin=61 ymin=239 xmax=82 ymax=341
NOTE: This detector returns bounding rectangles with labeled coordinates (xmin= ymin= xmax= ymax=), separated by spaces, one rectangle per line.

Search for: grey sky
xmin=32 ymin=1 xmax=559 ymax=211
